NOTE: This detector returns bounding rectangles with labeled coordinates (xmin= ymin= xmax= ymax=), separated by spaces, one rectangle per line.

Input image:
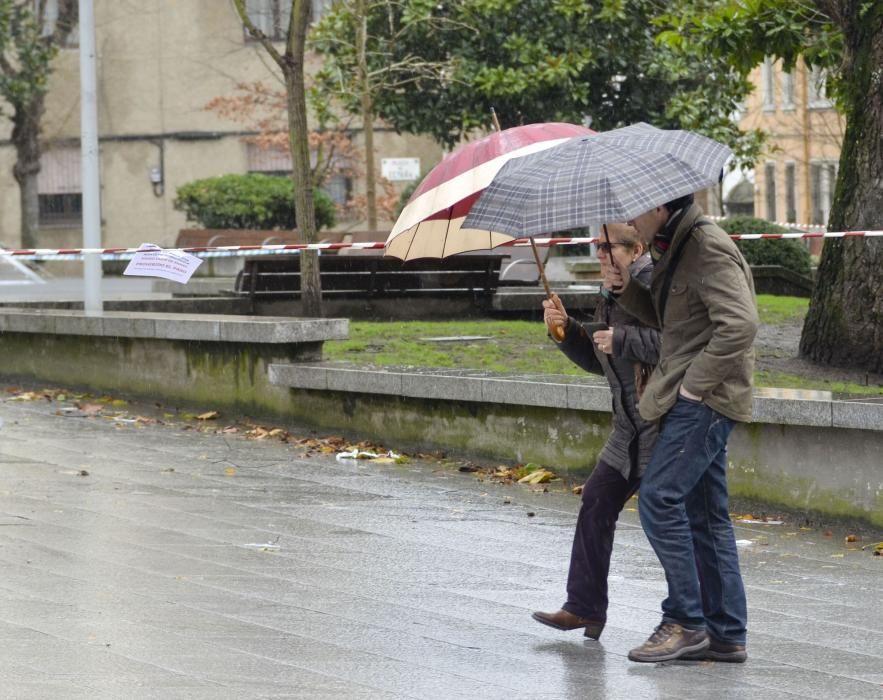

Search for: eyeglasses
xmin=596 ymin=242 xmax=633 ymax=253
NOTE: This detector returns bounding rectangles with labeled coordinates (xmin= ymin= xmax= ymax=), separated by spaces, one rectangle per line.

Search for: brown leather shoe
xmin=628 ymin=622 xmax=709 ymax=662
xmin=683 ymin=638 xmax=747 ymax=663
xmin=531 ymin=609 xmax=605 ymax=639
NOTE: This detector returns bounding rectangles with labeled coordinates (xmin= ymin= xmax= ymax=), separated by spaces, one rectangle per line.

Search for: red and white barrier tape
xmin=1 ymin=231 xmax=881 ymax=261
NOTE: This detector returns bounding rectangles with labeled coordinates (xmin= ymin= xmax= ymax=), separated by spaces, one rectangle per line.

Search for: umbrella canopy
xmin=463 ymin=122 xmax=732 ymax=237
xmin=385 ymin=122 xmax=594 ymax=260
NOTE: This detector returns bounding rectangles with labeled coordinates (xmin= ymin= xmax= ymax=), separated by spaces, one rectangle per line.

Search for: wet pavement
xmin=0 ymin=395 xmax=881 ymax=699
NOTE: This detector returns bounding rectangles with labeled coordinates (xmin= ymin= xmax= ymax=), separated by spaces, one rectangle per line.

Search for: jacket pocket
xmin=665 ymin=282 xmax=690 ymax=321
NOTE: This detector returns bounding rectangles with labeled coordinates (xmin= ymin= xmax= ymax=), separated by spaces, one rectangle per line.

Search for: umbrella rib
xmin=402 ymin=223 xmax=420 ymax=262
xmin=440 ymin=207 xmax=454 ymax=257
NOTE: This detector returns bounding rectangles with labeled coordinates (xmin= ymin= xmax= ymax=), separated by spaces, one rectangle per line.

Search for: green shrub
xmin=174 ymin=173 xmax=336 ymax=230
xmin=394 ymin=176 xmax=423 ymax=219
xmin=718 ymin=216 xmax=812 ymax=276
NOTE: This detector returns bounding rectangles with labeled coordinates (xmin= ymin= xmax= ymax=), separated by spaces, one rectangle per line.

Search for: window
xmin=38 ymin=147 xmax=82 ymax=227
xmin=808 ymin=66 xmax=832 ymax=108
xmin=247 ymin=143 xmax=293 ymax=173
xmin=245 ymin=0 xmax=291 ymax=40
xmin=245 ymin=0 xmax=331 ymax=39
xmin=764 ymin=162 xmax=777 ymax=221
xmin=781 ymin=70 xmax=794 ymax=110
xmin=311 ymin=0 xmax=332 ymax=21
xmin=246 ymin=143 xmax=352 ymax=206
xmin=784 ymin=162 xmax=797 ymax=223
xmin=761 ymin=57 xmax=775 ymax=111
xmin=38 ymin=0 xmax=78 ymax=47
xmin=323 ymin=174 xmax=352 ymax=206
xmin=811 ymin=161 xmax=838 ymax=225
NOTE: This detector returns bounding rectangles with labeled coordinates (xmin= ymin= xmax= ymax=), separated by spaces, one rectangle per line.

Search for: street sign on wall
xmin=381 ymin=158 xmax=421 ymax=181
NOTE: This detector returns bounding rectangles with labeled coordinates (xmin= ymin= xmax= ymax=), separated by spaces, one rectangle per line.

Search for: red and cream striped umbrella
xmin=385 ymin=122 xmax=594 ymax=261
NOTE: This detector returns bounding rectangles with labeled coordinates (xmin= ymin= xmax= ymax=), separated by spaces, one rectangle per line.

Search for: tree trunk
xmin=356 ymin=0 xmax=377 ymax=230
xmin=362 ymin=94 xmax=377 ymax=230
xmin=799 ymin=6 xmax=883 ymax=373
xmin=285 ymin=2 xmax=322 ymax=318
xmin=11 ymin=96 xmax=45 ymax=250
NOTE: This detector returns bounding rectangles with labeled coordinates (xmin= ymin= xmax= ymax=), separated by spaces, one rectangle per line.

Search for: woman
xmin=532 ymin=223 xmax=659 ymax=640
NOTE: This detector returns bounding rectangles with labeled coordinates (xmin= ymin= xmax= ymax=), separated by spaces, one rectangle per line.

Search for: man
xmin=607 ymin=193 xmax=758 ymax=664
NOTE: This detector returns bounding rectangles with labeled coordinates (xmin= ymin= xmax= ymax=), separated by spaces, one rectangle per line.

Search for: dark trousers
xmin=562 ymin=460 xmax=640 ymax=622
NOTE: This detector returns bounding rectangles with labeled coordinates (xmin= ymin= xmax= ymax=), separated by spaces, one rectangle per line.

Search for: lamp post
xmin=79 ymin=0 xmax=103 ymax=315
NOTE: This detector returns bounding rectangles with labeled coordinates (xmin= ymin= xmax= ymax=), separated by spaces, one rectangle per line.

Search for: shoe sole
xmin=531 ymin=613 xmax=604 ymax=639
xmin=682 ymin=649 xmax=747 ymax=663
xmin=628 ymin=638 xmax=710 ymax=663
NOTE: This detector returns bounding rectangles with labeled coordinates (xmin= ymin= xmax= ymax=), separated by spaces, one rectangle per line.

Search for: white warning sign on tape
xmin=123 ymin=243 xmax=203 ymax=284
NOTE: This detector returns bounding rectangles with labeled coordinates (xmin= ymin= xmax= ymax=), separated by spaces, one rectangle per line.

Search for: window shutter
xmin=38 ymin=148 xmax=82 ymax=195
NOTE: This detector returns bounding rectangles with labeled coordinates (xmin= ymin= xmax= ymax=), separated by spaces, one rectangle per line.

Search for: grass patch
xmin=324 ymin=298 xmax=882 ymax=396
xmin=753 ymin=369 xmax=883 ymax=397
xmin=755 ymin=294 xmax=809 ymax=325
xmin=325 ymin=320 xmax=585 ymax=376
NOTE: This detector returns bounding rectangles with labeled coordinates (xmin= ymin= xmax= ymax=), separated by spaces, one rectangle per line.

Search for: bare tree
xmin=311 ymin=0 xmax=452 ymax=230
xmin=0 ymin=0 xmax=78 ymax=249
xmin=231 ymin=0 xmax=322 ymax=317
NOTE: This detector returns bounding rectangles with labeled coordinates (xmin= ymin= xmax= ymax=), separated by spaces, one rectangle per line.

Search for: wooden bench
xmin=234 ymin=254 xmax=503 ymax=305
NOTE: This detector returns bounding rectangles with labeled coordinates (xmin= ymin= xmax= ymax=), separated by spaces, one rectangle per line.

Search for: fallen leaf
xmin=518 ymin=469 xmax=556 ymax=485
xmin=370 ymin=457 xmax=395 ymax=464
xmin=76 ymin=403 xmax=104 ymax=415
xmin=223 ymin=467 xmax=236 ymax=476
xmin=196 ymin=411 xmax=219 ymax=421
xmin=572 ymin=485 xmax=584 ymax=495
xmin=527 ymin=512 xmax=536 ymax=517
xmin=845 ymin=534 xmax=860 ymax=543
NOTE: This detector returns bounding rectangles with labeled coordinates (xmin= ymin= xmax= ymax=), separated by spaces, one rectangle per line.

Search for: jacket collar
xmin=651 ymin=203 xmax=705 ymax=280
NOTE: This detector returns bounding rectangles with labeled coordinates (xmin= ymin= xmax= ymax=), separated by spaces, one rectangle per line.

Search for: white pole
xmin=79 ymin=0 xmax=103 ymax=315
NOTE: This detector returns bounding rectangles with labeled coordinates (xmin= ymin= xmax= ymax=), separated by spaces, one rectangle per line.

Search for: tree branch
xmin=231 ymin=0 xmax=285 ymax=67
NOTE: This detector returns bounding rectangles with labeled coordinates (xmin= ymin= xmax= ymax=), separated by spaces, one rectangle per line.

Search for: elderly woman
xmin=533 ymin=223 xmax=659 ymax=640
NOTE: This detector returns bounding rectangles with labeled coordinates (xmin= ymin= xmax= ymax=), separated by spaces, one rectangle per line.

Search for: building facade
xmin=0 ymin=0 xmax=443 ymax=252
xmin=737 ymin=57 xmax=844 ymax=229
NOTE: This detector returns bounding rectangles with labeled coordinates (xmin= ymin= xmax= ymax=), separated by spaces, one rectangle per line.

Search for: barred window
xmin=38 ymin=147 xmax=82 ymax=227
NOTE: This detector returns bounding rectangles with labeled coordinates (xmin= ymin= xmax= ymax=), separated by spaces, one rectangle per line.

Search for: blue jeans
xmin=639 ymin=396 xmax=747 ymax=644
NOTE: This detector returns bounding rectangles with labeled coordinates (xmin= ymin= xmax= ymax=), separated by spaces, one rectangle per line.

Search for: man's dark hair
xmin=663 ymin=193 xmax=694 ymax=213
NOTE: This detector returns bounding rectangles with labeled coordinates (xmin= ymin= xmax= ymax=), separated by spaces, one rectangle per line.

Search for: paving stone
xmin=0 ymin=394 xmax=881 ymax=699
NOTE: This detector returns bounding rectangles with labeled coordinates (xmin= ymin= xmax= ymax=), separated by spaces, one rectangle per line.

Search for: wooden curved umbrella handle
xmin=530 ymin=237 xmax=567 ymax=341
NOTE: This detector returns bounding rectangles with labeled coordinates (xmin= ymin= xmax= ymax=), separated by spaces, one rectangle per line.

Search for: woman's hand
xmin=592 ymin=328 xmax=614 ymax=354
xmin=542 ymin=294 xmax=567 ymax=341
xmin=604 ymin=264 xmax=629 ymax=292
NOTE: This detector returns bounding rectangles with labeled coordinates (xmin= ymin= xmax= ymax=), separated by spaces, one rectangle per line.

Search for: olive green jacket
xmin=618 ymin=204 xmax=759 ymax=423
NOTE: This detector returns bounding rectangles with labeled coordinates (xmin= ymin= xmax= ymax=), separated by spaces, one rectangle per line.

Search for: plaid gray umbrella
xmin=463 ymin=122 xmax=732 ymax=237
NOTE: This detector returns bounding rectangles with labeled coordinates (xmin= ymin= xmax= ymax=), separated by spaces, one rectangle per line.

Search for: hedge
xmin=174 ymin=173 xmax=336 ymax=231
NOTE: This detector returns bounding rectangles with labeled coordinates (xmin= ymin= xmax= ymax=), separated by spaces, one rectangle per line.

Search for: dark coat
xmin=618 ymin=204 xmax=758 ymax=423
xmin=556 ymin=254 xmax=660 ymax=479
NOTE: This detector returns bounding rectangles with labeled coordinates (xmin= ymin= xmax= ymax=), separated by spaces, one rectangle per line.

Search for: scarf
xmin=651 ymin=206 xmax=689 ymax=263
